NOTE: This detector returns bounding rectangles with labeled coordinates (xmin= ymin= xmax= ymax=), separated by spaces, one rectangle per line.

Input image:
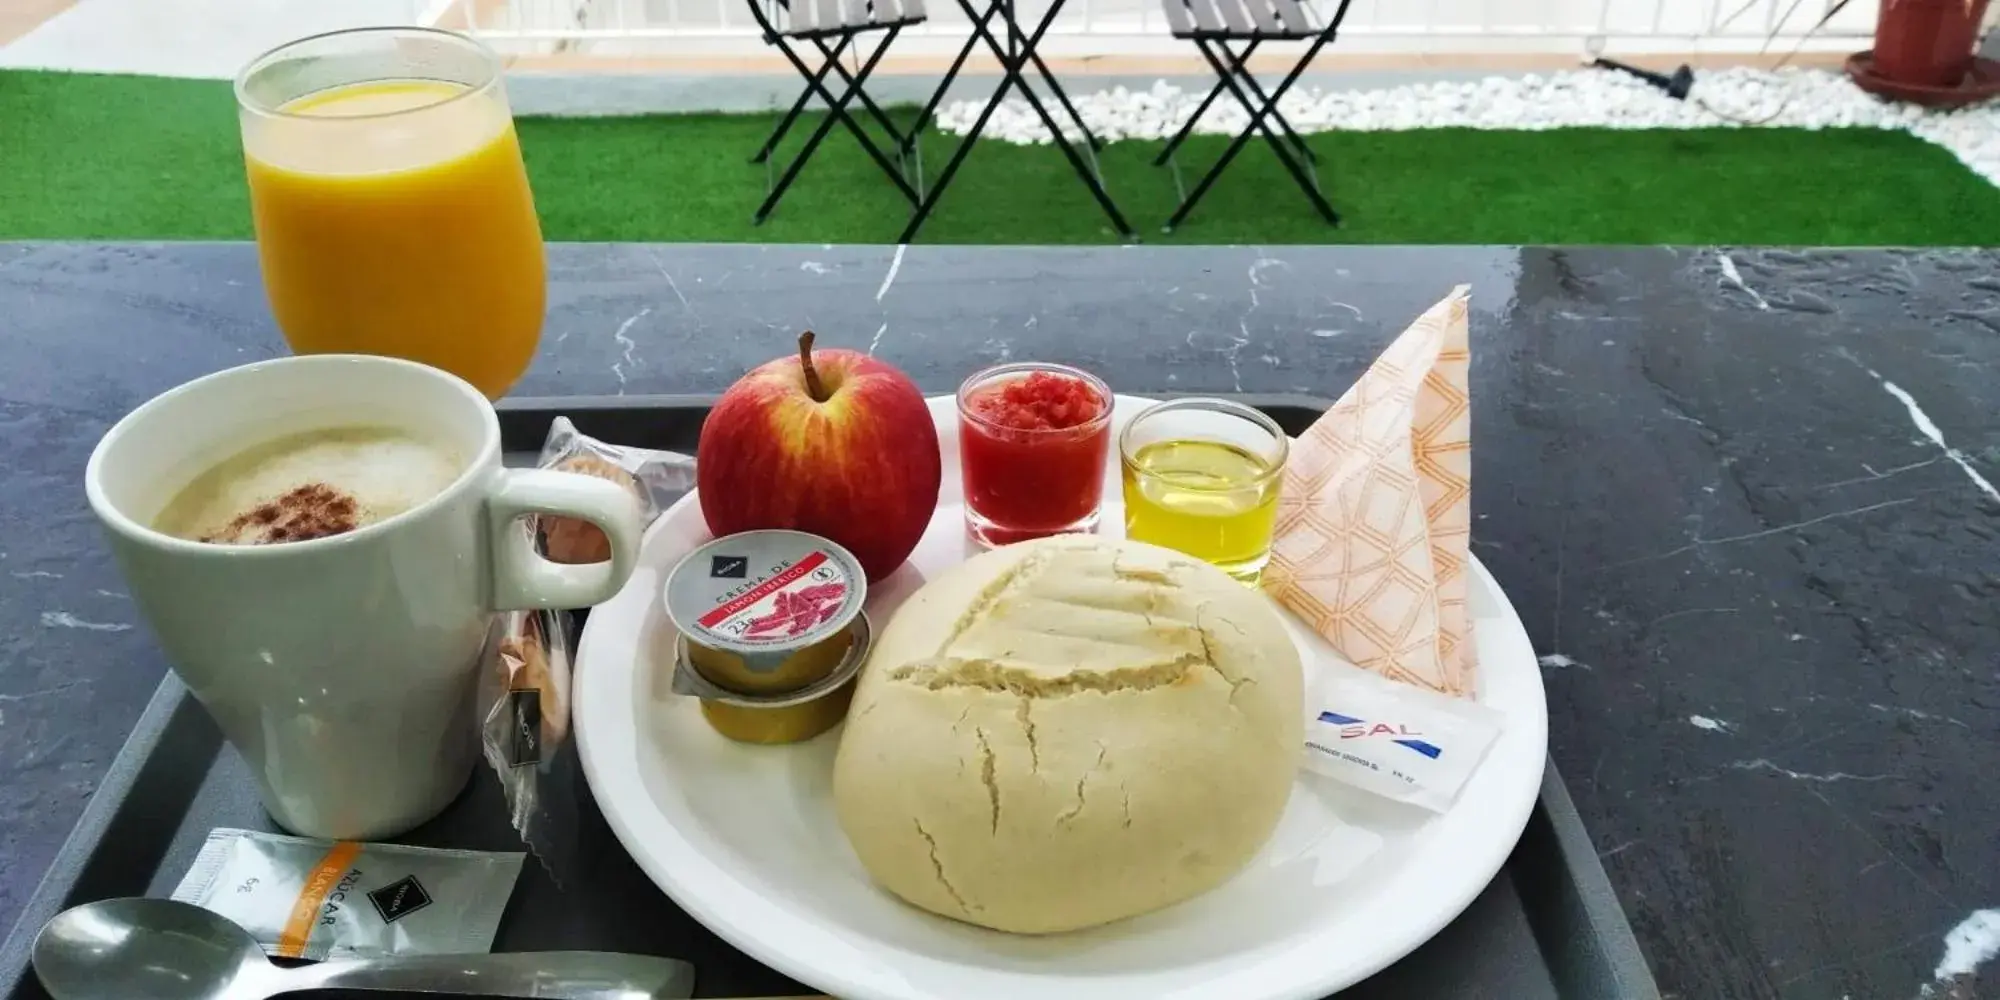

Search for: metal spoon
xmin=32 ymin=897 xmax=697 ymax=999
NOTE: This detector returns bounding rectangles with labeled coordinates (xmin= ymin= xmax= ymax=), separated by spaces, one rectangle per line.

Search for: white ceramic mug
xmin=85 ymin=355 xmax=642 ymax=840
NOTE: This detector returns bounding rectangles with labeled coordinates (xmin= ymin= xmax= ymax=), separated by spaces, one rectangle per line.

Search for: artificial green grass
xmin=5 ymin=68 xmax=2000 ymax=245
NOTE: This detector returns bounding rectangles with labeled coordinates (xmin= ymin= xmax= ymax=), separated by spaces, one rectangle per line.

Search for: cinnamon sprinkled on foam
xmin=203 ymin=483 xmax=362 ymax=545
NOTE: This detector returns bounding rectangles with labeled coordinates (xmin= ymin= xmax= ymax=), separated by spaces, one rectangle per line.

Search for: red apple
xmin=698 ymin=331 xmax=941 ymax=581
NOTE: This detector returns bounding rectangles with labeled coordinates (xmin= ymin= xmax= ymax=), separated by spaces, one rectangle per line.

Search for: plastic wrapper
xmin=480 ymin=417 xmax=693 ymax=883
xmin=480 ymin=604 xmax=581 ymax=879
xmin=535 ymin=416 xmax=694 ymax=564
xmin=171 ymin=827 xmax=524 ymax=960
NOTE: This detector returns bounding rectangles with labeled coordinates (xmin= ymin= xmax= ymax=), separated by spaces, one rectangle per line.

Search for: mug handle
xmin=485 ymin=468 xmax=643 ymax=610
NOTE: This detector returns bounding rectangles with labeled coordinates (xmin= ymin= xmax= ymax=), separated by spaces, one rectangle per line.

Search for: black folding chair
xmin=1155 ymin=0 xmax=1354 ymax=231
xmin=746 ymin=0 xmax=928 ymax=224
xmin=892 ymin=0 xmax=1133 ymax=243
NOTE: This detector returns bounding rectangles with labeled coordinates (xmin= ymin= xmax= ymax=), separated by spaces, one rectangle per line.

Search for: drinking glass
xmin=957 ymin=362 xmax=1114 ymax=547
xmin=1120 ymin=398 xmax=1288 ymax=583
xmin=236 ymin=28 xmax=546 ymax=400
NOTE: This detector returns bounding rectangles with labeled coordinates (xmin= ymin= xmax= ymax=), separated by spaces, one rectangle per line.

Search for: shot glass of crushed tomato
xmin=957 ymin=362 xmax=1114 ymax=547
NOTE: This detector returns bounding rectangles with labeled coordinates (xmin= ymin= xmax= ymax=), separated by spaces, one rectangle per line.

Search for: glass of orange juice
xmin=235 ymin=28 xmax=545 ymax=400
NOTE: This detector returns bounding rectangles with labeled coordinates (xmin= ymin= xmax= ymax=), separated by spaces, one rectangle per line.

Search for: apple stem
xmin=798 ymin=330 xmax=829 ymax=402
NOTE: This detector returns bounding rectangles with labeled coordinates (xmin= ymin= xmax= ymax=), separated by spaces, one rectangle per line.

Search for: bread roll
xmin=832 ymin=535 xmax=1303 ymax=934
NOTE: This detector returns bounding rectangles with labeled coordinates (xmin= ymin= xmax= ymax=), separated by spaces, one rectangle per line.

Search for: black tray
xmin=0 ymin=394 xmax=1662 ymax=1000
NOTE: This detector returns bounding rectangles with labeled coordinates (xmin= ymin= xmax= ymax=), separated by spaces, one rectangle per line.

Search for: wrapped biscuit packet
xmin=480 ymin=417 xmax=693 ymax=881
xmin=535 ymin=416 xmax=694 ymax=563
xmin=480 ymin=605 xmax=585 ymax=881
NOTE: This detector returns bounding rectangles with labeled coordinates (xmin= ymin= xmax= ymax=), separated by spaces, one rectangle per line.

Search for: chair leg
xmin=905 ymin=0 xmax=1106 ymax=157
xmin=769 ymin=34 xmax=920 ymax=204
xmin=901 ymin=0 xmax=1004 ymax=153
xmin=1212 ymin=39 xmax=1314 ymax=164
xmin=1026 ymin=49 xmax=1103 ymax=151
xmin=901 ymin=0 xmax=1134 ymax=242
xmin=757 ymin=27 xmax=919 ymax=223
xmin=899 ymin=0 xmax=1027 ymax=243
xmin=810 ymin=36 xmax=908 ymax=151
xmin=990 ymin=0 xmax=1132 ymax=235
xmin=1190 ymin=38 xmax=1334 ymax=223
xmin=897 ymin=53 xmax=1010 ymax=243
xmin=1153 ymin=39 xmax=1259 ymax=167
xmin=753 ymin=34 xmax=852 ymax=165
xmin=1165 ymin=32 xmax=1342 ymax=231
xmin=987 ymin=0 xmax=1101 ymax=151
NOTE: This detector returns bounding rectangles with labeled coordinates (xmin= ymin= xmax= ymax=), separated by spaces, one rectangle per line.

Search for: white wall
xmin=0 ymin=0 xmax=424 ymax=77
xmin=474 ymin=0 xmax=1881 ymax=56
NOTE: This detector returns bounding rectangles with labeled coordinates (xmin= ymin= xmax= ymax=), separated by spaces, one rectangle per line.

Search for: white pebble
xmin=932 ymin=69 xmax=2000 ymax=187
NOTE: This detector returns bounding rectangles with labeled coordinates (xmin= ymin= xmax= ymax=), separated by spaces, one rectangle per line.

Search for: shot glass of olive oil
xmin=1119 ymin=398 xmax=1288 ymax=584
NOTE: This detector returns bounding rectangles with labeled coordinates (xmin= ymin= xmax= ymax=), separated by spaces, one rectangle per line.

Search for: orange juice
xmin=242 ymin=79 xmax=545 ymax=399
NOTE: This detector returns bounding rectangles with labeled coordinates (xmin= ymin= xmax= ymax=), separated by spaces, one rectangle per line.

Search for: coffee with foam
xmin=155 ymin=427 xmax=464 ymax=545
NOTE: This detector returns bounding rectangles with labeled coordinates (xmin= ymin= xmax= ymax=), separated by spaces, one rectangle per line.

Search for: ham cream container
xmin=663 ymin=529 xmax=871 ymax=744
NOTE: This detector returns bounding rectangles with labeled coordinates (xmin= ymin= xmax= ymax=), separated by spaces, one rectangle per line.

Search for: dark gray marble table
xmin=2 ymin=241 xmax=1997 ymax=1000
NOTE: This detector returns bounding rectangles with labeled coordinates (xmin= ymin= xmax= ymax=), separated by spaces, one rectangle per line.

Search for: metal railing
xmin=431 ymin=0 xmax=1881 ymax=58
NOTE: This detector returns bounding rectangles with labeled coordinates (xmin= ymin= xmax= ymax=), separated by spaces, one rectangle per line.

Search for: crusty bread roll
xmin=832 ymin=535 xmax=1303 ymax=934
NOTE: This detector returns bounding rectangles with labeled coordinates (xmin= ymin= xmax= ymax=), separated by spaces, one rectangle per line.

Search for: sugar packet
xmin=1300 ymin=660 xmax=1505 ymax=813
xmin=171 ymin=828 xmax=523 ymax=960
xmin=480 ymin=417 xmax=693 ymax=881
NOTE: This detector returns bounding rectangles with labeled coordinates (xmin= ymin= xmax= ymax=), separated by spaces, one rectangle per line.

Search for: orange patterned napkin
xmin=1265 ymin=286 xmax=1476 ymax=698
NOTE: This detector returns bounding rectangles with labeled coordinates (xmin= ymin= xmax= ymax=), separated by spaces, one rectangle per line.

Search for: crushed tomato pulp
xmin=965 ymin=371 xmax=1105 ymax=431
xmin=959 ymin=370 xmax=1111 ymax=539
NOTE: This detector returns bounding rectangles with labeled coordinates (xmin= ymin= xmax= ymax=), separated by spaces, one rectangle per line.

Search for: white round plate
xmin=574 ymin=394 xmax=1548 ymax=1000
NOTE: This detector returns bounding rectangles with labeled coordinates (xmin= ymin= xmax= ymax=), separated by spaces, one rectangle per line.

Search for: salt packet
xmin=479 ymin=417 xmax=694 ymax=881
xmin=1300 ymin=660 xmax=1505 ymax=813
xmin=170 ymin=828 xmax=524 ymax=960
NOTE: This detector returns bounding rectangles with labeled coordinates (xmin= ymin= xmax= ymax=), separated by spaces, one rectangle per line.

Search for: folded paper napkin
xmin=1265 ymin=286 xmax=1476 ymax=698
